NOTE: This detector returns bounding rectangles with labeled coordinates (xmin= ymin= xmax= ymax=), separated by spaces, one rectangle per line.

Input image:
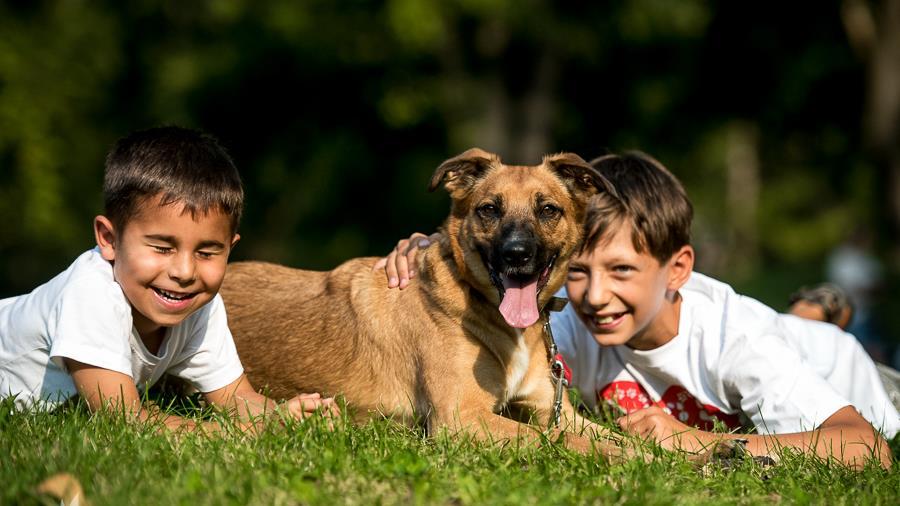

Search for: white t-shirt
xmin=0 ymin=248 xmax=244 ymax=409
xmin=553 ymin=272 xmax=900 ymax=438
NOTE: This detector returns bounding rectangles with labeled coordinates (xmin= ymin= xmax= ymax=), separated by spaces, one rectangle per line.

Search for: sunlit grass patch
xmin=3 ymin=398 xmax=896 ymax=505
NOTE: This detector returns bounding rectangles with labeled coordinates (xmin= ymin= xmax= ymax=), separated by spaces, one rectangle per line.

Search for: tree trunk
xmin=842 ymin=0 xmax=900 ymax=264
xmin=725 ymin=121 xmax=761 ymax=280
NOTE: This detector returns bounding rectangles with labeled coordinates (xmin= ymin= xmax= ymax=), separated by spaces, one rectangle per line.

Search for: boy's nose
xmin=168 ymin=253 xmax=197 ymax=284
xmin=585 ymin=276 xmax=612 ymax=308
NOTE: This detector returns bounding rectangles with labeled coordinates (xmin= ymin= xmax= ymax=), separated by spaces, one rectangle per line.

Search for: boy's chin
xmin=136 ymin=313 xmax=184 ymax=332
xmin=577 ymin=315 xmax=632 ymax=347
xmin=151 ymin=315 xmax=188 ymax=327
xmin=590 ymin=332 xmax=631 ymax=347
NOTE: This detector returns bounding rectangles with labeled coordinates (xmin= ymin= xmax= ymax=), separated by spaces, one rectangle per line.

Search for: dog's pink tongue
xmin=499 ymin=277 xmax=540 ymax=328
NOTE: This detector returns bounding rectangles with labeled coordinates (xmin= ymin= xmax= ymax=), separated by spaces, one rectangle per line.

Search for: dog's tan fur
xmin=221 ymin=149 xmax=627 ymax=456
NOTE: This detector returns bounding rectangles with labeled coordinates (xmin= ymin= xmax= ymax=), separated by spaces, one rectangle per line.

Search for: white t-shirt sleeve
xmin=721 ymin=331 xmax=851 ymax=434
xmin=48 ymin=273 xmax=133 ymax=377
xmin=166 ymin=295 xmax=243 ymax=393
xmin=777 ymin=315 xmax=900 ymax=437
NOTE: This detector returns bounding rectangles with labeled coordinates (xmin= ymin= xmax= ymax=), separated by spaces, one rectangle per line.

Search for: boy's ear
xmin=230 ymin=234 xmax=241 ymax=248
xmin=94 ymin=216 xmax=117 ymax=261
xmin=666 ymin=245 xmax=694 ymax=292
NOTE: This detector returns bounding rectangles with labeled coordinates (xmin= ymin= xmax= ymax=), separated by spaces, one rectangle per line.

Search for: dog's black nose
xmin=502 ymin=240 xmax=534 ymax=267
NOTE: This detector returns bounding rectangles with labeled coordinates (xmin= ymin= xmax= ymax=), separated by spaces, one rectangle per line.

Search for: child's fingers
xmin=617 ymin=415 xmax=652 ymax=439
xmin=376 ymin=238 xmax=413 ymax=287
xmin=400 ymin=232 xmax=437 ymax=284
xmin=283 ymin=394 xmax=328 ymax=419
xmin=384 ymin=250 xmax=400 ymax=287
xmin=297 ymin=396 xmax=330 ymax=413
xmin=403 ymin=233 xmax=431 ymax=281
xmin=396 ymin=245 xmax=411 ymax=289
xmin=616 ymin=407 xmax=652 ymax=431
xmin=321 ymin=398 xmax=341 ymax=417
xmin=406 ymin=232 xmax=431 ymax=251
xmin=386 ymin=239 xmax=410 ymax=287
xmin=378 ymin=232 xmax=439 ymax=289
xmin=306 ymin=397 xmax=340 ymax=430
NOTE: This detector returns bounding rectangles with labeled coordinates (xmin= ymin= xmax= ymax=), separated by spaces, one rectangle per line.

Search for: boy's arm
xmin=617 ymin=404 xmax=893 ymax=469
xmin=202 ymin=373 xmax=339 ymax=424
xmin=66 ymin=360 xmax=338 ymax=434
xmin=66 ymin=359 xmax=216 ymax=432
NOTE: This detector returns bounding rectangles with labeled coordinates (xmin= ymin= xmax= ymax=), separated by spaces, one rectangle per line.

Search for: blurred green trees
xmin=1 ymin=0 xmax=897 ymax=332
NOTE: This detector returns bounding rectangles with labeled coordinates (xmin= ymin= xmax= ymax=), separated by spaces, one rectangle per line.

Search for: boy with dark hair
xmin=557 ymin=152 xmax=895 ymax=468
xmin=0 ymin=126 xmax=336 ymax=431
xmin=379 ymin=151 xmax=896 ymax=468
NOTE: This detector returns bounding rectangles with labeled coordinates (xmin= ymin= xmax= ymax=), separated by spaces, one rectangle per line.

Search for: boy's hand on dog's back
xmin=373 ymin=232 xmax=441 ymax=289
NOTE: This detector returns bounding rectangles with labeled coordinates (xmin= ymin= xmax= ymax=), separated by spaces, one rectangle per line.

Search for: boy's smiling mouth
xmin=151 ymin=287 xmax=198 ymax=308
xmin=591 ymin=311 xmax=627 ymax=330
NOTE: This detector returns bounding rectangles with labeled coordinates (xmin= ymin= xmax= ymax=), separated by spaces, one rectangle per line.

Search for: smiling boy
xmin=558 ymin=153 xmax=896 ymax=468
xmin=0 ymin=126 xmax=336 ymax=431
xmin=380 ymin=152 xmax=897 ymax=468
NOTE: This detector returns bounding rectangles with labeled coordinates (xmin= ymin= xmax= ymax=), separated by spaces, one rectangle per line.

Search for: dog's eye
xmin=540 ymin=204 xmax=560 ymax=219
xmin=477 ymin=204 xmax=500 ymax=219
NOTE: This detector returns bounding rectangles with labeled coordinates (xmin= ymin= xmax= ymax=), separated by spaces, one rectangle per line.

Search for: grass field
xmin=3 ymin=397 xmax=898 ymax=505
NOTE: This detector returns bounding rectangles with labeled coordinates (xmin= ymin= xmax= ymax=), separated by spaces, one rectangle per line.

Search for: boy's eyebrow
xmin=568 ymin=258 xmax=588 ymax=268
xmin=196 ymin=240 xmax=226 ymax=250
xmin=144 ymin=234 xmax=177 ymax=244
xmin=144 ymin=234 xmax=226 ymax=249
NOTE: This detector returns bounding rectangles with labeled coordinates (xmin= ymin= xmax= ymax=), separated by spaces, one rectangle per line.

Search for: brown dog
xmin=220 ymin=148 xmax=626 ymax=456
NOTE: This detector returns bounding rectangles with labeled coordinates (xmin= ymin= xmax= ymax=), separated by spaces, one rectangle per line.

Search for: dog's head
xmin=429 ymin=148 xmax=614 ymax=328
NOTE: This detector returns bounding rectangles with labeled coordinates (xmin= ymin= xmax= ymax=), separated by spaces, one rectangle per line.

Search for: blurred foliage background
xmin=2 ymin=0 xmax=899 ymax=361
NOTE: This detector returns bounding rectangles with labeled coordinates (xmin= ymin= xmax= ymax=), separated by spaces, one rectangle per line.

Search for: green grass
xmin=3 ymin=398 xmax=898 ymax=505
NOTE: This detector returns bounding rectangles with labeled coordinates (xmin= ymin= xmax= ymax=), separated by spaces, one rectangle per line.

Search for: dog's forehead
xmin=478 ymin=164 xmax=565 ymax=200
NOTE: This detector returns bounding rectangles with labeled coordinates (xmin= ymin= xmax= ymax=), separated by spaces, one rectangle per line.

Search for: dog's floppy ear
xmin=544 ymin=152 xmax=617 ymax=200
xmin=428 ymin=148 xmax=498 ymax=198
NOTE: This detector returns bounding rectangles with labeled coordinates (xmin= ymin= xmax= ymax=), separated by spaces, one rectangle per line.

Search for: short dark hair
xmin=581 ymin=152 xmax=692 ymax=263
xmin=103 ymin=126 xmax=243 ymax=232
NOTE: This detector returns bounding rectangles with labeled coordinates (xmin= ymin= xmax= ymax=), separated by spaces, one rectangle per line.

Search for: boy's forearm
xmin=138 ymin=403 xmax=273 ymax=435
xmin=681 ymin=425 xmax=892 ymax=469
xmin=202 ymin=373 xmax=282 ymax=421
xmin=737 ymin=427 xmax=892 ymax=469
xmin=664 ymin=404 xmax=893 ymax=469
xmin=149 ymin=410 xmax=218 ymax=434
xmin=619 ymin=405 xmax=891 ymax=468
xmin=228 ymin=391 xmax=280 ymax=419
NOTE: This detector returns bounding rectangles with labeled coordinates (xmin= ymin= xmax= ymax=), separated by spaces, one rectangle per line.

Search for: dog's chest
xmin=504 ymin=330 xmax=534 ymax=399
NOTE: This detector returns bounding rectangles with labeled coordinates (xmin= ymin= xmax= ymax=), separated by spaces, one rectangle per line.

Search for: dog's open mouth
xmin=488 ymin=255 xmax=556 ymax=329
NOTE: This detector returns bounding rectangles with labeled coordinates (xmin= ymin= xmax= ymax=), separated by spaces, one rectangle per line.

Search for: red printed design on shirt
xmin=598 ymin=381 xmax=742 ymax=431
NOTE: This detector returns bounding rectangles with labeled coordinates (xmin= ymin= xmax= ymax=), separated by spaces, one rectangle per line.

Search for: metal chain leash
xmin=541 ymin=296 xmax=570 ymax=429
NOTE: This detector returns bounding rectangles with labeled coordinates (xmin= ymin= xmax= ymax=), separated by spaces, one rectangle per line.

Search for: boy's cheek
xmin=200 ymin=260 xmax=230 ymax=288
xmin=564 ymin=279 xmax=585 ymax=305
xmin=212 ymin=264 xmax=230 ymax=284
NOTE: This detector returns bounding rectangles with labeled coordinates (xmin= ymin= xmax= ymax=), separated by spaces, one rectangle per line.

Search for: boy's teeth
xmin=158 ymin=289 xmax=189 ymax=300
xmin=597 ymin=315 xmax=615 ymax=324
